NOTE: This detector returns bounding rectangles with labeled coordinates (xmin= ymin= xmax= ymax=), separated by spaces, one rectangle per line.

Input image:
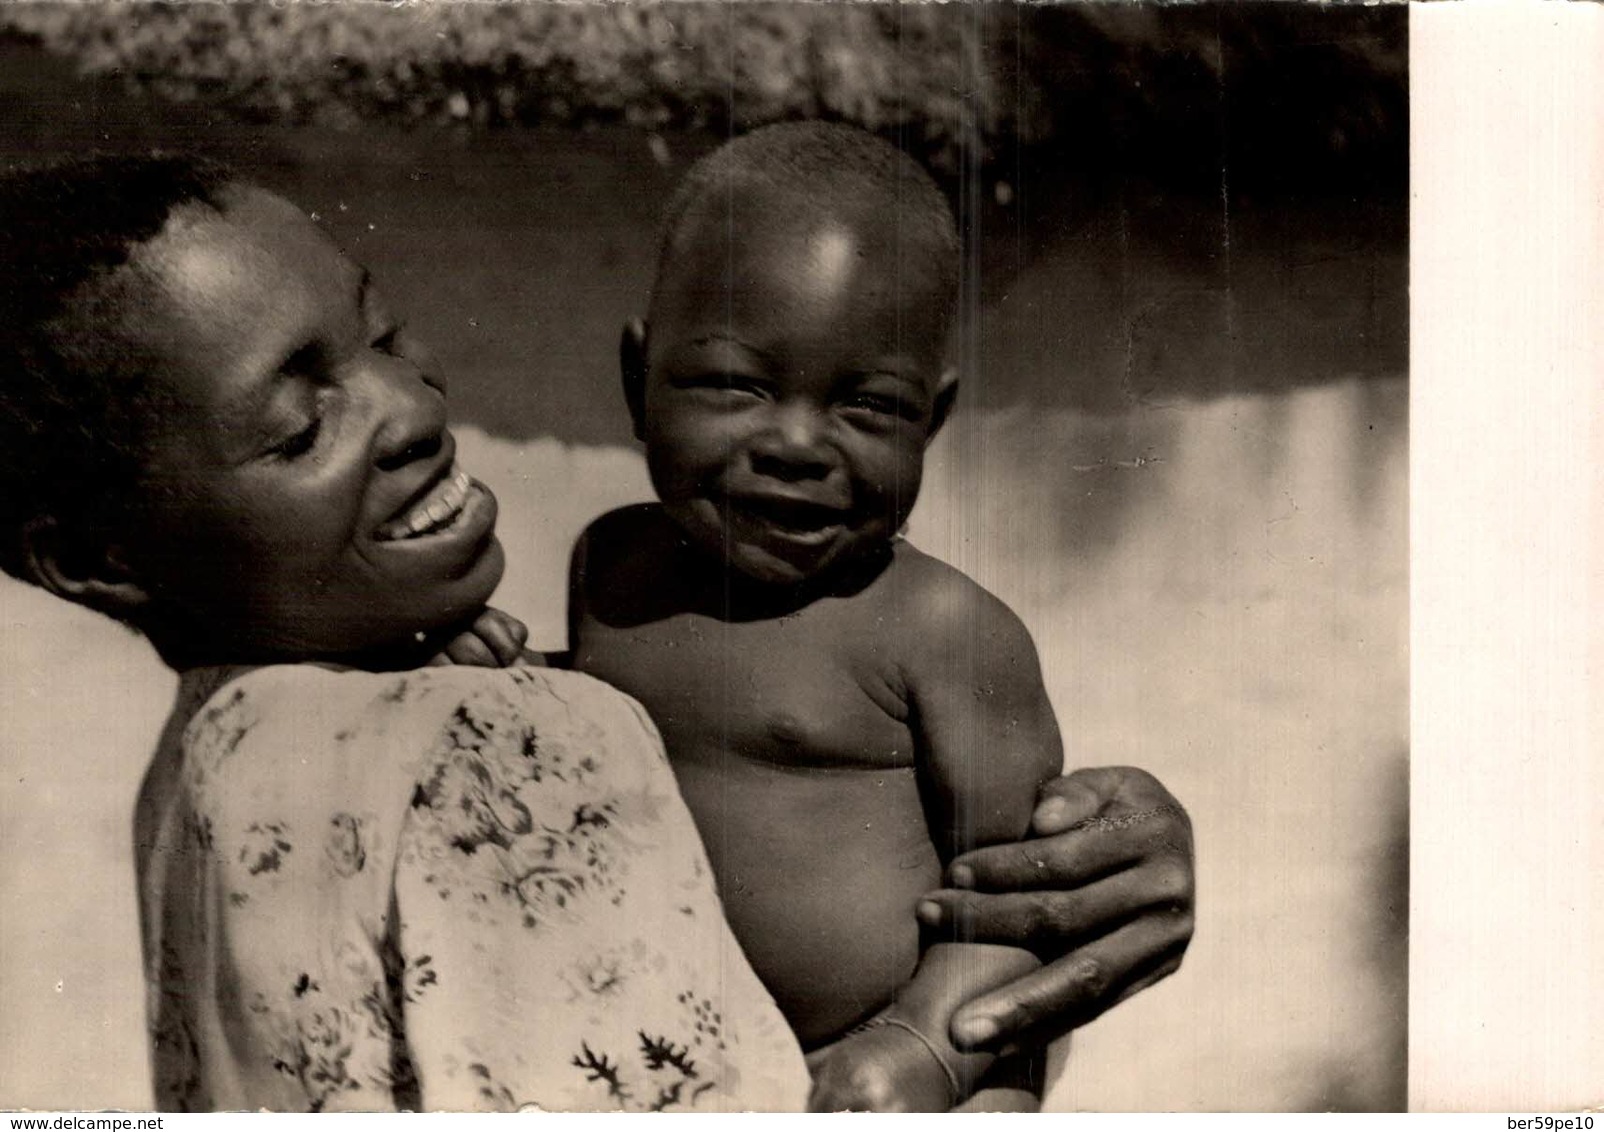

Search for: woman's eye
xmin=273 ymin=417 xmax=322 ymax=460
xmin=371 ymin=324 xmax=404 ymax=356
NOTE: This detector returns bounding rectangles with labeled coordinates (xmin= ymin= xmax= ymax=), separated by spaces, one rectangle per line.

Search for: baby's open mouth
xmin=729 ymin=494 xmax=847 ymax=541
xmin=376 ymin=463 xmax=475 ymax=541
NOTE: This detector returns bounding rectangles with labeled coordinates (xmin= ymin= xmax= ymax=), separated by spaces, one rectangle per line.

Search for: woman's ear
xmin=21 ymin=514 xmax=151 ymax=619
xmin=620 ymin=318 xmax=649 ymax=442
xmin=927 ymin=368 xmax=960 ymax=443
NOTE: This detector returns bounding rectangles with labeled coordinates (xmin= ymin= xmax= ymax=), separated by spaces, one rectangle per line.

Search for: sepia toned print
xmin=0 ymin=2 xmax=1404 ymax=1112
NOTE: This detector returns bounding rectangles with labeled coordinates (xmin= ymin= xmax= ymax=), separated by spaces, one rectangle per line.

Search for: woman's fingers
xmin=922 ymin=767 xmax=1197 ymax=1053
xmin=951 ymin=769 xmax=1193 ymax=893
xmin=947 ymin=816 xmax=1160 ymax=893
xmin=918 ymin=867 xmax=1171 ymax=945
xmin=945 ymin=912 xmax=1192 ymax=1052
xmin=1037 ymin=766 xmax=1192 ymax=836
xmin=1026 ymin=769 xmax=1112 ymax=835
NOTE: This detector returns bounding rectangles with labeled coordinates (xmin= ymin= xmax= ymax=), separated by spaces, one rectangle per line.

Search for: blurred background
xmin=0 ymin=2 xmax=1406 ymax=1112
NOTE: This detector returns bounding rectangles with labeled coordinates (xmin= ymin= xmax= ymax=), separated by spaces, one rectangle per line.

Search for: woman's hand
xmin=916 ymin=766 xmax=1195 ymax=1053
xmin=805 ymin=1020 xmax=958 ymax=1113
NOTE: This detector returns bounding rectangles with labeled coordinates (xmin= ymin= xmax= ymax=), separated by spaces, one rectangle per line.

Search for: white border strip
xmin=1411 ymin=0 xmax=1604 ymax=1112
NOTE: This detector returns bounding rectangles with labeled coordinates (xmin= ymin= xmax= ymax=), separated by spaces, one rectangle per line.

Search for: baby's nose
xmin=749 ymin=407 xmax=833 ymax=480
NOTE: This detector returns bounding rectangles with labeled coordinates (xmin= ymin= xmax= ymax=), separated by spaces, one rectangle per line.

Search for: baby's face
xmin=95 ymin=185 xmax=504 ymax=661
xmin=639 ymin=195 xmax=954 ymax=587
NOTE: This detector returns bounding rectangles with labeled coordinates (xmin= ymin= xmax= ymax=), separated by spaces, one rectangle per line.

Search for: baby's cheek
xmin=861 ymin=460 xmax=924 ymax=524
xmin=643 ymin=436 xmax=709 ymax=501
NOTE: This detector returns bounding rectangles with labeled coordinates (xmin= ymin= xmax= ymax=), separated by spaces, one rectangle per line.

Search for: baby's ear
xmin=926 ymin=368 xmax=960 ymax=442
xmin=619 ymin=318 xmax=649 ymax=442
xmin=21 ymin=515 xmax=151 ymax=619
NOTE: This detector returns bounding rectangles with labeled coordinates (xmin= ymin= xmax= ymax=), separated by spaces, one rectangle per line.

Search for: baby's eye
xmin=681 ymin=372 xmax=766 ymax=399
xmin=845 ymin=392 xmax=900 ymax=415
xmin=840 ymin=392 xmax=916 ymax=428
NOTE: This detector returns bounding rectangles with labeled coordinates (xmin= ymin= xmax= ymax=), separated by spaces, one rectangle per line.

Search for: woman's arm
xmin=159 ymin=671 xmax=415 ymax=1111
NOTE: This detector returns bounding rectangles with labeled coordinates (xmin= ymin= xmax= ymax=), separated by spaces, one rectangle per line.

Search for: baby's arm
xmin=808 ymin=569 xmax=1063 ymax=1111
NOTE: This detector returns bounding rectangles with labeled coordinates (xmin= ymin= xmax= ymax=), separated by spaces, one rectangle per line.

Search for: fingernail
xmin=1035 ymin=796 xmax=1069 ymax=828
xmin=949 ymin=865 xmax=975 ymax=890
xmin=954 ymin=1015 xmax=999 ymax=1046
xmin=916 ymin=900 xmax=943 ymax=925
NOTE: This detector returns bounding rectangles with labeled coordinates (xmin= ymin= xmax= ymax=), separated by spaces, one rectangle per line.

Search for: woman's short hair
xmin=0 ymin=153 xmax=232 ymax=582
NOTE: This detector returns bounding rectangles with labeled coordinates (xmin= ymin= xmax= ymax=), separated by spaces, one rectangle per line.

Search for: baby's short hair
xmin=0 ymin=153 xmax=233 ymax=582
xmin=655 ymin=121 xmax=959 ymax=308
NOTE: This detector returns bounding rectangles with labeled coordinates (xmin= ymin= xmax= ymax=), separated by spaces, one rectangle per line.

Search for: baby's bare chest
xmin=576 ymin=608 xmax=917 ymax=771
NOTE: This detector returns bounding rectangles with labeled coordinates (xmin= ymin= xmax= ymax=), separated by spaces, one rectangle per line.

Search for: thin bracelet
xmin=875 ymin=1017 xmax=962 ymax=1104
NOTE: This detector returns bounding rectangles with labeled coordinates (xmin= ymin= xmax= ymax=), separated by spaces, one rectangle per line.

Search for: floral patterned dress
xmin=133 ymin=663 xmax=809 ymax=1112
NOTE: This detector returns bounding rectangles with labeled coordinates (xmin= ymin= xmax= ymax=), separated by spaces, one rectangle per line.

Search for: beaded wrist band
xmin=853 ymin=1015 xmax=962 ymax=1104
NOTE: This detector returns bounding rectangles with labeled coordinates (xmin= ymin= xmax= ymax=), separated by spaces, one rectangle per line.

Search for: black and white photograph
xmin=2 ymin=0 xmax=1558 ymax=1114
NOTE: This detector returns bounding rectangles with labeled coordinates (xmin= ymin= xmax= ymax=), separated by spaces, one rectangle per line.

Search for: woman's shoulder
xmin=173 ymin=662 xmax=427 ymax=767
xmin=172 ymin=662 xmax=661 ymax=787
xmin=395 ymin=662 xmax=656 ymax=717
xmin=154 ymin=663 xmax=664 ymax=898
xmin=400 ymin=663 xmax=667 ymax=758
xmin=176 ymin=657 xmax=639 ymax=708
xmin=166 ymin=664 xmax=428 ymax=829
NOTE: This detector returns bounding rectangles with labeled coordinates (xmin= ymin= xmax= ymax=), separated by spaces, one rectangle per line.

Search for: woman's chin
xmin=458 ymin=532 xmax=508 ymax=605
xmin=411 ymin=536 xmax=509 ymax=635
xmin=271 ymin=537 xmax=509 ymax=667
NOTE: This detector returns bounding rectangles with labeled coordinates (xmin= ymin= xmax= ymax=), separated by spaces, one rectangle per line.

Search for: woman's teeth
xmin=377 ymin=466 xmax=473 ymax=540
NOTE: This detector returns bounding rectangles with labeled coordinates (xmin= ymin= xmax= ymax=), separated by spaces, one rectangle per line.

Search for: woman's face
xmin=102 ymin=185 xmax=504 ymax=663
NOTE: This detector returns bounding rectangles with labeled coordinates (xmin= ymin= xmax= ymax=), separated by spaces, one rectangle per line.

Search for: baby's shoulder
xmin=577 ymin=503 xmax=677 ymax=563
xmin=571 ymin=504 xmax=703 ymax=622
xmin=881 ymin=543 xmax=1019 ymax=627
xmin=877 ymin=544 xmax=1040 ymax=663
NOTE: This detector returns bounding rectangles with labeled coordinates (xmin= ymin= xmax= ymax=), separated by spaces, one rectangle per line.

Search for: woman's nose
xmin=748 ymin=403 xmax=833 ymax=481
xmin=368 ymin=356 xmax=447 ymax=471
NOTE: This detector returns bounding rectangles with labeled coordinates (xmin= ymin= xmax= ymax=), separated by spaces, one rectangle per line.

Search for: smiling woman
xmin=45 ymin=185 xmax=505 ymax=669
xmin=0 ymin=155 xmax=811 ymax=1111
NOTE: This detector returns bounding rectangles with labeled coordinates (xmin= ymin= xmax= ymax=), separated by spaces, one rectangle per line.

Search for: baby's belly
xmin=669 ymin=755 xmax=943 ymax=1048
